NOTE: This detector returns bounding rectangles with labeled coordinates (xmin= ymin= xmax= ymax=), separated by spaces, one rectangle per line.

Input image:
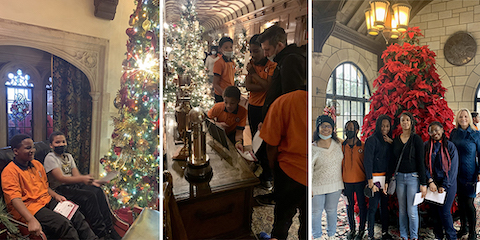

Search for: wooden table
xmin=165 ymin=113 xmax=260 ymax=240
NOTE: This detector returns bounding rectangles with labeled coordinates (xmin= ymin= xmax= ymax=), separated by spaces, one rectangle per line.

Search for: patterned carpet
xmin=252 ymin=186 xmax=300 ymax=240
xmin=251 ymin=190 xmax=480 ymax=240
xmin=315 ymin=194 xmax=480 ymax=240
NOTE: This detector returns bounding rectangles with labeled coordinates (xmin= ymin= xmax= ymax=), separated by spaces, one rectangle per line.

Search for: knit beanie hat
xmin=316 ymin=115 xmax=334 ymax=130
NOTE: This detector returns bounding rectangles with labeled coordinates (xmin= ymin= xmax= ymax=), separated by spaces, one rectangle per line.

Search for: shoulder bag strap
xmin=393 ymin=136 xmax=410 ymax=176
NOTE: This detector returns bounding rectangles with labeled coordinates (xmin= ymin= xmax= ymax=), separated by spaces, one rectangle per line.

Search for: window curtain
xmin=52 ymin=56 xmax=92 ymax=174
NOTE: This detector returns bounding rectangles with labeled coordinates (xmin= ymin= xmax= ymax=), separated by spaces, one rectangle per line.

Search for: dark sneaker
xmin=468 ymin=232 xmax=477 ymax=240
xmin=255 ymin=193 xmax=275 ymax=206
xmin=457 ymin=227 xmax=468 ymax=238
xmin=381 ymin=232 xmax=393 ymax=240
xmin=258 ymin=180 xmax=273 ymax=191
xmin=354 ymin=230 xmax=365 ymax=240
xmin=346 ymin=230 xmax=356 ymax=240
xmin=258 ymin=231 xmax=271 ymax=239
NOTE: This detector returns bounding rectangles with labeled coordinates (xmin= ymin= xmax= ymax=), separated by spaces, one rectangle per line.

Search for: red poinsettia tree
xmin=361 ymin=27 xmax=455 ymax=141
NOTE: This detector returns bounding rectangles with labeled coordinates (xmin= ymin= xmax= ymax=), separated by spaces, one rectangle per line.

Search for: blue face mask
xmin=319 ymin=133 xmax=332 ymax=140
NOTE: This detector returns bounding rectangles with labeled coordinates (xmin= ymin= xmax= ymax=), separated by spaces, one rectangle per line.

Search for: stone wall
xmin=408 ymin=0 xmax=480 ymax=113
xmin=311 ymin=36 xmax=378 ymax=130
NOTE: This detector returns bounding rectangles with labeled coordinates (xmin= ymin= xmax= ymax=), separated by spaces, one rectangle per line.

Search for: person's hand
xmin=257 ymin=122 xmax=263 ymax=131
xmin=383 ymin=135 xmax=393 ymax=144
xmin=477 ymin=174 xmax=480 ymax=181
xmin=429 ymin=182 xmax=437 ymax=192
xmin=235 ymin=142 xmax=244 ymax=152
xmin=383 ymin=183 xmax=388 ymax=195
xmin=438 ymin=187 xmax=445 ymax=193
xmin=92 ymin=179 xmax=107 ymax=187
xmin=420 ymin=185 xmax=427 ymax=198
xmin=246 ymin=62 xmax=255 ymax=74
xmin=217 ymin=122 xmax=229 ymax=130
xmin=372 ymin=184 xmax=379 ymax=193
xmin=54 ymin=194 xmax=67 ymax=202
xmin=368 ymin=179 xmax=373 ymax=189
xmin=28 ymin=218 xmax=44 ymax=237
xmin=82 ymin=175 xmax=94 ymax=185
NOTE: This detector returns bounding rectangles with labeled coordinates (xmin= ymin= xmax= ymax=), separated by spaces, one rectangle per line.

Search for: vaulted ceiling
xmin=164 ymin=0 xmax=287 ymax=30
xmin=312 ymin=0 xmax=433 ymax=52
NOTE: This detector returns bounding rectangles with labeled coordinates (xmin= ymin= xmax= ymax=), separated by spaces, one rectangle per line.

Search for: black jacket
xmin=363 ymin=134 xmax=392 ymax=180
xmin=261 ymin=44 xmax=306 ymax=119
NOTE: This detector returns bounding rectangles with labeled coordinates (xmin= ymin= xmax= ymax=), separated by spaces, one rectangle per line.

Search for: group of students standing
xmin=313 ymin=108 xmax=480 ymax=240
xmin=205 ymin=25 xmax=307 ymax=240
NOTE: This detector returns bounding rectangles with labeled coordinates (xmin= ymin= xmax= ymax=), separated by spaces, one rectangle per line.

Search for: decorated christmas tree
xmin=234 ymin=28 xmax=248 ymax=86
xmin=99 ymin=0 xmax=160 ymax=210
xmin=164 ymin=0 xmax=212 ymax=111
xmin=361 ymin=27 xmax=455 ymax=141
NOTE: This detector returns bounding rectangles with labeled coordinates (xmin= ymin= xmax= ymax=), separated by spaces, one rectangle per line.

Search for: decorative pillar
xmin=90 ymin=91 xmax=101 ymax=178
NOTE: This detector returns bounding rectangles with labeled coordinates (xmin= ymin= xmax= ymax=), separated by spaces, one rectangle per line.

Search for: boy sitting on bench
xmin=1 ymin=134 xmax=97 ymax=239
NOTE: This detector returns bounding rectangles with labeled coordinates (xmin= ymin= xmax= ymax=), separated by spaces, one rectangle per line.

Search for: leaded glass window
xmin=47 ymin=76 xmax=53 ymax=138
xmin=326 ymin=63 xmax=371 ymax=139
xmin=6 ymin=69 xmax=33 ymax=140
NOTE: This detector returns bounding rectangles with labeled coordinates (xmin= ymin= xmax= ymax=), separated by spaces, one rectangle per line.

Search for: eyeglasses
xmin=319 ymin=124 xmax=333 ymax=129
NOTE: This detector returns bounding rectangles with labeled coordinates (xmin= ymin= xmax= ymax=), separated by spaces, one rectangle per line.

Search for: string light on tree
xmin=164 ymin=0 xmax=212 ymax=111
xmin=99 ymin=0 xmax=160 ymax=210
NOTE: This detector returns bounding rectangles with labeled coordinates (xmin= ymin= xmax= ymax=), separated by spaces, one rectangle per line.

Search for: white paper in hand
xmin=237 ymin=149 xmax=258 ymax=162
xmin=477 ymin=182 xmax=480 ymax=195
xmin=53 ymin=201 xmax=79 ymax=220
xmin=413 ymin=192 xmax=424 ymax=206
xmin=99 ymin=171 xmax=119 ymax=182
xmin=372 ymin=176 xmax=386 ymax=189
xmin=252 ymin=131 xmax=263 ymax=153
xmin=425 ymin=189 xmax=446 ymax=205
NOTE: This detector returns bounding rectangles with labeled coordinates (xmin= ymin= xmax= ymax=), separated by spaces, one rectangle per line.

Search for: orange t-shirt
xmin=1 ymin=160 xmax=52 ymax=221
xmin=213 ymin=55 xmax=235 ymax=95
xmin=207 ymin=102 xmax=247 ymax=135
xmin=248 ymin=60 xmax=277 ymax=106
xmin=342 ymin=141 xmax=366 ymax=183
xmin=259 ymin=90 xmax=307 ymax=186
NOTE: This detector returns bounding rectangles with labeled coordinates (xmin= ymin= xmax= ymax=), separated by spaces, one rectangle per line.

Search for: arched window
xmin=46 ymin=77 xmax=53 ymax=138
xmin=476 ymin=84 xmax=480 ymax=112
xmin=326 ymin=62 xmax=371 ymax=139
xmin=6 ymin=69 xmax=34 ymax=140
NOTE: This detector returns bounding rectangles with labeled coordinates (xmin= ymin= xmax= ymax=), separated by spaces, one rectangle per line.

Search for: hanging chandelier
xmin=364 ymin=0 xmax=411 ymax=42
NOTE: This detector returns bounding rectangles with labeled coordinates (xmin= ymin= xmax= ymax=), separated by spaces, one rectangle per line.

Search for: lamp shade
xmin=388 ymin=13 xmax=399 ymax=39
xmin=365 ymin=8 xmax=379 ymax=36
xmin=392 ymin=2 xmax=411 ymax=32
xmin=370 ymin=0 xmax=390 ymax=30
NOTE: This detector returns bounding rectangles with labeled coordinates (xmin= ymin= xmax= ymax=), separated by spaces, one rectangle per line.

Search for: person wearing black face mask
xmin=43 ymin=131 xmax=121 ymax=239
xmin=341 ymin=120 xmax=367 ymax=240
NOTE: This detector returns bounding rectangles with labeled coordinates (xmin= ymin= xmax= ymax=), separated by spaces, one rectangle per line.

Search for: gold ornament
xmin=142 ymin=19 xmax=151 ymax=31
xmin=114 ymin=94 xmax=122 ymax=109
xmin=129 ymin=17 xmax=136 ymax=26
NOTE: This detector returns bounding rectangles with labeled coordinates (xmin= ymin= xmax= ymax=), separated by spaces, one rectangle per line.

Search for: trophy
xmin=184 ymin=107 xmax=213 ymax=182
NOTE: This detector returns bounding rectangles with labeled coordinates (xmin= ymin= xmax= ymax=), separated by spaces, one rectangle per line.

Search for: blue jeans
xmin=396 ymin=172 xmax=420 ymax=239
xmin=312 ymin=190 xmax=341 ymax=238
xmin=431 ymin=183 xmax=457 ymax=240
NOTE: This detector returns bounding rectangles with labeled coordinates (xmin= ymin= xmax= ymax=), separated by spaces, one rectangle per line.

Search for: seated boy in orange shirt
xmin=1 ymin=134 xmax=97 ymax=240
xmin=207 ymin=86 xmax=247 ymax=151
